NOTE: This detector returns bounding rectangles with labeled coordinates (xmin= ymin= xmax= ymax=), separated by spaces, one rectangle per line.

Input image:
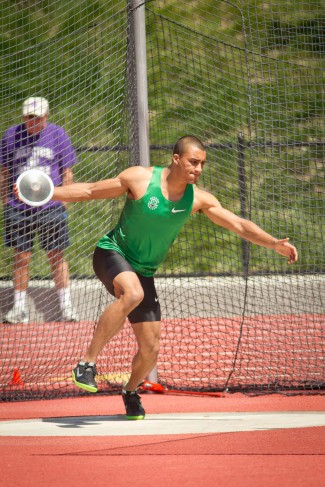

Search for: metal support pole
xmin=131 ymin=0 xmax=150 ymax=167
xmin=237 ymin=133 xmax=250 ymax=276
xmin=130 ymin=1 xmax=157 ymax=384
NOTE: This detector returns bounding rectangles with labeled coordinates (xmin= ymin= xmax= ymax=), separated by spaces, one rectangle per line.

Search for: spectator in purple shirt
xmin=0 ymin=97 xmax=78 ymax=323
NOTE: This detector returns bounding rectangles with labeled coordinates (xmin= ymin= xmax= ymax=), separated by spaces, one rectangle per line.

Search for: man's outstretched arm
xmin=196 ymin=190 xmax=298 ymax=264
xmin=52 ymin=177 xmax=128 ymax=202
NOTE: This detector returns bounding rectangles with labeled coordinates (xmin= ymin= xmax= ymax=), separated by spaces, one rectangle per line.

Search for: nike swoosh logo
xmin=76 ymin=368 xmax=84 ymax=378
xmin=172 ymin=208 xmax=186 ymax=213
xmin=155 ymin=297 xmax=159 ymax=302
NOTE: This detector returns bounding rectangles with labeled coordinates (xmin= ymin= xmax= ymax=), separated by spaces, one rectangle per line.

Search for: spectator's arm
xmin=0 ymin=166 xmax=9 ymax=205
xmin=61 ymin=167 xmax=74 ymax=208
xmin=62 ymin=167 xmax=74 ymax=186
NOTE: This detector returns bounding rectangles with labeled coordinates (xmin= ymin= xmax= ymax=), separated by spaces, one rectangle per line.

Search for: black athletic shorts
xmin=4 ymin=204 xmax=70 ymax=252
xmin=92 ymin=246 xmax=161 ymax=324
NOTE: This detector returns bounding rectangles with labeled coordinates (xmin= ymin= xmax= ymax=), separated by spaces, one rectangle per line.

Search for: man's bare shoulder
xmin=193 ymin=185 xmax=221 ymax=212
xmin=119 ymin=165 xmax=154 ymax=182
xmin=118 ymin=166 xmax=154 ymax=199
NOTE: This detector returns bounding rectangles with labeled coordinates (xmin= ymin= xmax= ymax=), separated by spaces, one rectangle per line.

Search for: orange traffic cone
xmin=9 ymin=368 xmax=24 ymax=386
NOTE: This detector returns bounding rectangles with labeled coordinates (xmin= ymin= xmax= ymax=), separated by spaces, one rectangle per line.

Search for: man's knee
xmin=120 ymin=286 xmax=145 ymax=313
xmin=149 ymin=340 xmax=160 ymax=360
xmin=14 ymin=250 xmax=32 ymax=266
xmin=139 ymin=335 xmax=160 ymax=358
xmin=128 ymin=287 xmax=145 ymax=308
xmin=47 ymin=250 xmax=64 ymax=262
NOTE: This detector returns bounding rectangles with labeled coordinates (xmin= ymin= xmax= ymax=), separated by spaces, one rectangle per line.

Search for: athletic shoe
xmin=72 ymin=362 xmax=98 ymax=393
xmin=4 ymin=306 xmax=28 ymax=324
xmin=122 ymin=390 xmax=146 ymax=420
xmin=61 ymin=305 xmax=79 ymax=322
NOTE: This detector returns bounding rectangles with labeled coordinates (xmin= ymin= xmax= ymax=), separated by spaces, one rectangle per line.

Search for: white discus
xmin=16 ymin=169 xmax=54 ymax=207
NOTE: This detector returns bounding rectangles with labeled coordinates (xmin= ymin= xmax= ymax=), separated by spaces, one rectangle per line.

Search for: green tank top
xmin=97 ymin=166 xmax=194 ymax=276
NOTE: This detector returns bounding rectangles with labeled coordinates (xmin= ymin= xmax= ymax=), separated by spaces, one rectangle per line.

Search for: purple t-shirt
xmin=0 ymin=123 xmax=77 ymax=211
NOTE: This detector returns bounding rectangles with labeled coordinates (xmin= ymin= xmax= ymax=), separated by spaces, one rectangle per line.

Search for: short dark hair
xmin=173 ymin=135 xmax=205 ymax=156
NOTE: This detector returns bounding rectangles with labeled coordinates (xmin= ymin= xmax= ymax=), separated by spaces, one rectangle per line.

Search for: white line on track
xmin=0 ymin=412 xmax=324 ymax=437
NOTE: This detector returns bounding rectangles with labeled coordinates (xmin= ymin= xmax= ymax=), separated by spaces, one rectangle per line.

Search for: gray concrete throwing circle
xmin=0 ymin=412 xmax=324 ymax=436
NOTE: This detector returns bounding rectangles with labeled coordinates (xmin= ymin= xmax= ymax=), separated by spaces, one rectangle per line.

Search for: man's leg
xmin=47 ymin=249 xmax=78 ymax=321
xmin=121 ymin=321 xmax=161 ymax=420
xmin=125 ymin=320 xmax=161 ymax=391
xmin=47 ymin=249 xmax=69 ymax=288
xmin=72 ymin=270 xmax=145 ymax=392
xmin=3 ymin=205 xmax=34 ymax=324
xmin=120 ymin=271 xmax=161 ymax=420
xmin=38 ymin=205 xmax=77 ymax=321
xmin=84 ymin=271 xmax=145 ymax=362
xmin=13 ymin=250 xmax=32 ymax=292
xmin=4 ymin=250 xmax=32 ymax=324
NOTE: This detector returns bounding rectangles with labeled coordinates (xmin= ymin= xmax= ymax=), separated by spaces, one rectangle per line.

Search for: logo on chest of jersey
xmin=148 ymin=196 xmax=159 ymax=210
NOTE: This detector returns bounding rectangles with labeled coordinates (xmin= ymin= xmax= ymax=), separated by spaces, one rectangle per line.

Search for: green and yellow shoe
xmin=122 ymin=390 xmax=146 ymax=420
xmin=72 ymin=362 xmax=98 ymax=393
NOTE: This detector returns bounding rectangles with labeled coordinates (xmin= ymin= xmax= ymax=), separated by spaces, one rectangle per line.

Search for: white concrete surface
xmin=0 ymin=411 xmax=324 ymax=437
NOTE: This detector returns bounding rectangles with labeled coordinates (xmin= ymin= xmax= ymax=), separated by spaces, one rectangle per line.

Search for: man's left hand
xmin=274 ymin=238 xmax=298 ymax=264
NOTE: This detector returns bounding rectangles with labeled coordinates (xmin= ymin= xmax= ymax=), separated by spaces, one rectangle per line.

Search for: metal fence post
xmin=129 ymin=0 xmax=157 ymax=384
xmin=237 ymin=133 xmax=250 ymax=276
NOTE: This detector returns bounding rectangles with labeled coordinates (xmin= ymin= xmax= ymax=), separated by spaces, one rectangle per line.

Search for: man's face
xmin=173 ymin=145 xmax=206 ymax=184
xmin=23 ymin=115 xmax=48 ymax=135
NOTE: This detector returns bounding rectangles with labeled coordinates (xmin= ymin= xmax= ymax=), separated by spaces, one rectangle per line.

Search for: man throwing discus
xmin=50 ymin=135 xmax=298 ymax=420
